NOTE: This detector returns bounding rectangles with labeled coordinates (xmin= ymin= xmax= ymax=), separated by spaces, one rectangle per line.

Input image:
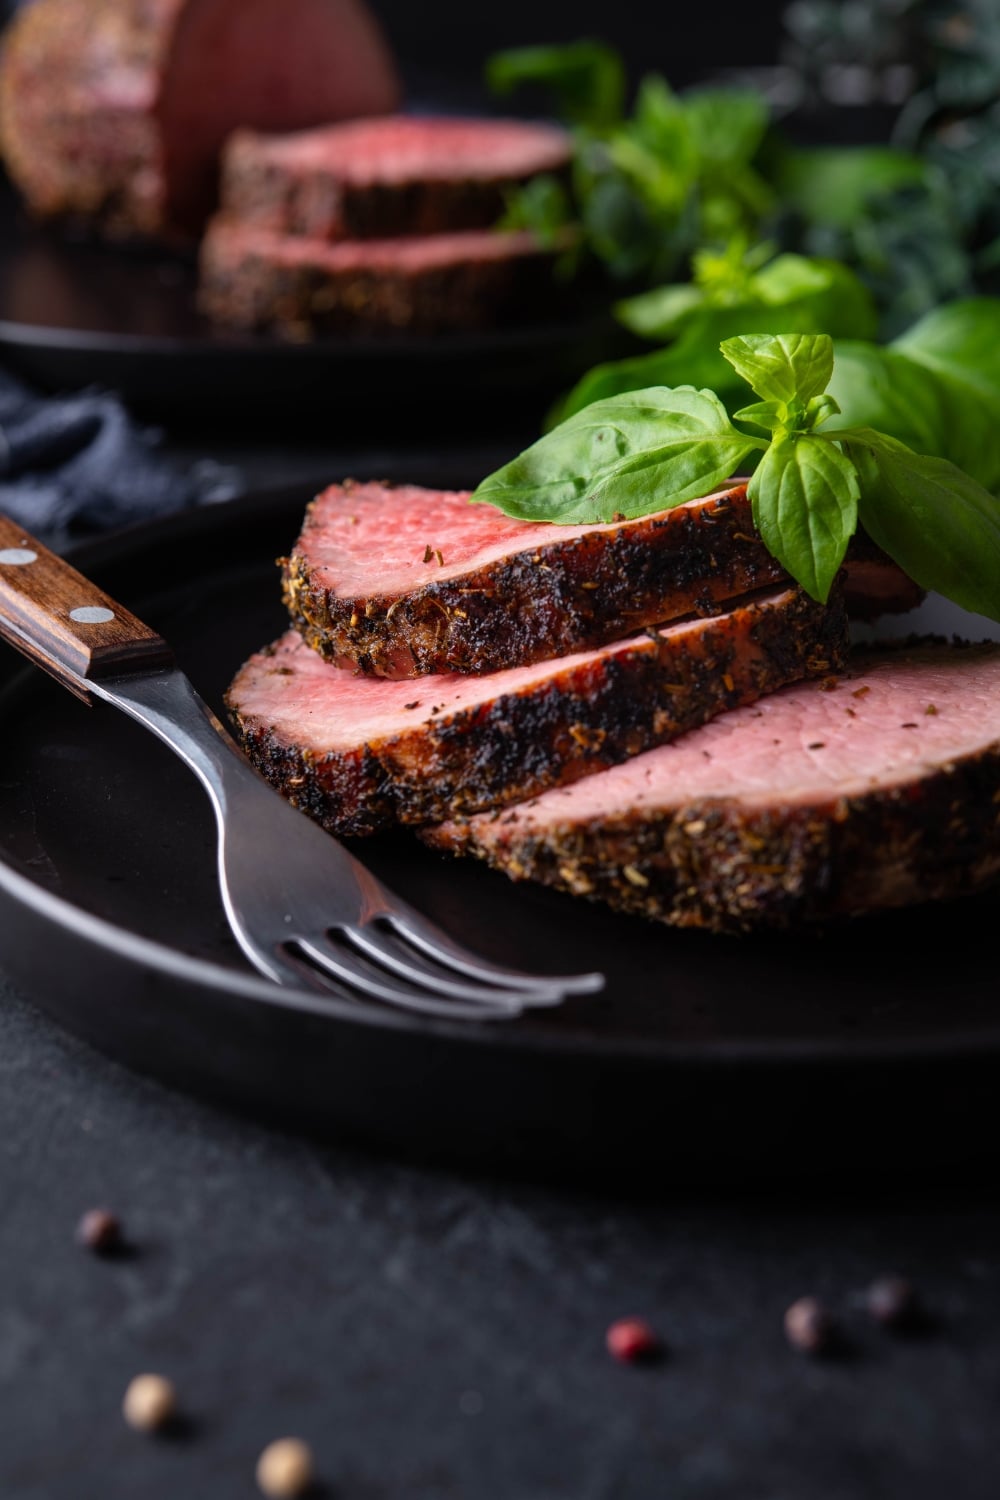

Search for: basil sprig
xmin=472 ymin=331 xmax=1000 ymax=620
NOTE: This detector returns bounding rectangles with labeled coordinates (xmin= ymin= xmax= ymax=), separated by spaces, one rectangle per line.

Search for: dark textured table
xmin=3 ymin=965 xmax=1000 ymax=1500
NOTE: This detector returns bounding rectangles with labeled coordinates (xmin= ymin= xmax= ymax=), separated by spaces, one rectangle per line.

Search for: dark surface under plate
xmin=0 ymin=485 xmax=999 ymax=1184
xmin=0 ymin=178 xmax=629 ymax=439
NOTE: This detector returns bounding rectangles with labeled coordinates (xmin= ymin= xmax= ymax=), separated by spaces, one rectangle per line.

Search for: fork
xmin=0 ymin=517 xmax=604 ymax=1020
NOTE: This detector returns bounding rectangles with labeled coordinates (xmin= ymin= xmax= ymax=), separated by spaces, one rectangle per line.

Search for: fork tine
xmin=382 ymin=911 xmax=605 ymax=996
xmin=292 ymin=936 xmax=546 ymax=1021
xmin=339 ymin=922 xmax=566 ymax=1009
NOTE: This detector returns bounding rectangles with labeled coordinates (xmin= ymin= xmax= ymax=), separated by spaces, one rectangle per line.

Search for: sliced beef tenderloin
xmin=423 ymin=640 xmax=1000 ymax=933
xmin=281 ymin=479 xmax=791 ymax=677
xmin=281 ymin=480 xmax=913 ymax=678
xmin=197 ymin=219 xmax=567 ymax=334
xmin=225 ymin=583 xmax=847 ymax=837
xmin=0 ymin=0 xmax=400 ymax=241
xmin=219 ymin=115 xmax=572 ymax=241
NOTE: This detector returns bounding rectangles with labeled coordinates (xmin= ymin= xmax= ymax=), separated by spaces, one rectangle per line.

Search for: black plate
xmin=0 ymin=177 xmax=630 ymax=436
xmin=1 ymin=485 xmax=999 ymax=1183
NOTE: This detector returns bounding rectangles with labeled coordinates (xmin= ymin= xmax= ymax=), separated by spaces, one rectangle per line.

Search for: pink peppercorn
xmin=606 ymin=1317 xmax=660 ymax=1363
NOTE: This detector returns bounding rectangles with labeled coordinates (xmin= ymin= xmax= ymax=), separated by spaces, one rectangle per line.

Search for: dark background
xmin=363 ymin=0 xmax=790 ymax=108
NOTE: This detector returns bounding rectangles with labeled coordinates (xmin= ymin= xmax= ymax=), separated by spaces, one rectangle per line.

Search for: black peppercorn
xmin=867 ymin=1275 xmax=921 ymax=1330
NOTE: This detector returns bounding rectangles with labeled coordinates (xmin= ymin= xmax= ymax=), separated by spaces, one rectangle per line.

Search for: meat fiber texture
xmin=225 ymin=583 xmax=848 ymax=837
xmin=280 ymin=479 xmax=916 ymax=676
xmin=218 ymin=115 xmax=573 ymax=241
xmin=424 ymin=640 xmax=1000 ymax=933
xmin=197 ymin=219 xmax=567 ymax=336
xmin=0 ymin=0 xmax=400 ymax=241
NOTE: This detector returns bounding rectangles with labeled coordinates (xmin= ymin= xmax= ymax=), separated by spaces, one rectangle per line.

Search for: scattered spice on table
xmin=76 ymin=1207 xmax=122 ymax=1254
xmin=867 ymin=1274 xmax=922 ymax=1330
xmin=122 ymin=1374 xmax=177 ymax=1433
xmin=256 ymin=1437 xmax=315 ymax=1498
xmin=784 ymin=1296 xmax=835 ymax=1354
xmin=606 ymin=1316 xmax=661 ymax=1363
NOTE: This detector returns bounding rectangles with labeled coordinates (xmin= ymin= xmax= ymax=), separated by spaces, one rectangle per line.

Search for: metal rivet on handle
xmin=69 ymin=606 xmax=115 ymax=624
xmin=0 ymin=548 xmax=37 ymax=566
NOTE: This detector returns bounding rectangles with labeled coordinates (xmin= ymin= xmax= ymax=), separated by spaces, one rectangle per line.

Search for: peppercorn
xmin=256 ymin=1437 xmax=315 ymax=1498
xmin=867 ymin=1274 xmax=922 ymax=1330
xmin=76 ymin=1207 xmax=122 ymax=1254
xmin=606 ymin=1316 xmax=660 ymax=1363
xmin=122 ymin=1374 xmax=176 ymax=1433
xmin=784 ymin=1296 xmax=835 ymax=1354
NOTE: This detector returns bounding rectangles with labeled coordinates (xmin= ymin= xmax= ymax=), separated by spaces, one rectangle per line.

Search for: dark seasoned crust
xmin=225 ymin=584 xmax=848 ymax=837
xmin=423 ymin=640 xmax=1000 ymax=933
xmin=220 ymin=127 xmax=572 ymax=240
xmin=283 ymin=482 xmax=791 ymax=676
xmin=197 ymin=218 xmax=567 ymax=335
xmin=0 ymin=0 xmax=181 ymax=240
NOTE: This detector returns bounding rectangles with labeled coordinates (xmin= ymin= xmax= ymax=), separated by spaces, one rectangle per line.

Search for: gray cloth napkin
xmin=0 ymin=367 xmax=243 ymax=546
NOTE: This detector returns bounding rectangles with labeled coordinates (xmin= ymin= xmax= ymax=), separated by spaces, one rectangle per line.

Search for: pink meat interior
xmin=204 ymin=222 xmax=545 ymax=272
xmin=460 ymin=644 xmax=1000 ymax=831
xmin=294 ymin=482 xmax=745 ymax=598
xmin=159 ymin=0 xmax=401 ymax=231
xmin=236 ymin=114 xmax=571 ymax=183
xmin=231 ymin=588 xmax=797 ymax=752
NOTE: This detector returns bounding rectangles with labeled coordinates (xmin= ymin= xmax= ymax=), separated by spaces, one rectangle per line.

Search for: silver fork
xmin=0 ymin=517 xmax=604 ymax=1021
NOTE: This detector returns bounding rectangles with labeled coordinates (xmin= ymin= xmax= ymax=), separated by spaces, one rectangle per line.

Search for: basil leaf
xmin=615 ymin=253 xmax=876 ymax=344
xmin=472 ymin=387 xmax=763 ymax=524
xmin=733 ymin=400 xmax=785 ymax=433
xmin=892 ymin=296 xmax=1000 ymax=406
xmin=837 ymin=428 xmax=1000 ymax=622
xmin=721 ymin=333 xmax=834 ymax=405
xmin=548 ymin=340 xmax=748 ymax=428
xmin=828 ymin=341 xmax=1000 ymax=492
xmin=748 ymin=431 xmax=859 ymax=602
xmin=485 ymin=41 xmax=625 ymax=129
xmin=773 ymin=145 xmax=928 ymax=230
xmin=614 ymin=282 xmax=706 ymax=341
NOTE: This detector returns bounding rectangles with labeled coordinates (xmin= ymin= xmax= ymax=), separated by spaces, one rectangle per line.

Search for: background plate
xmin=1 ymin=485 xmax=999 ymax=1183
xmin=0 ymin=177 xmax=630 ymax=437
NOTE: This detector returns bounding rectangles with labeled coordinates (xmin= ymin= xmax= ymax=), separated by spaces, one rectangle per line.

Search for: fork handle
xmin=0 ymin=515 xmax=174 ymax=701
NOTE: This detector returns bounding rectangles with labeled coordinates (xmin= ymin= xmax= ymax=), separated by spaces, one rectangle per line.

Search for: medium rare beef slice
xmin=423 ymin=641 xmax=1000 ymax=932
xmin=281 ymin=480 xmax=791 ymax=677
xmin=225 ymin=584 xmax=848 ymax=837
xmin=0 ymin=0 xmax=400 ymax=240
xmin=197 ymin=219 xmax=566 ymax=334
xmin=219 ymin=115 xmax=572 ymax=240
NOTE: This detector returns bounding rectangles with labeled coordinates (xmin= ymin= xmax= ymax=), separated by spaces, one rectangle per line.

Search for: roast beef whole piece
xmin=218 ymin=115 xmax=573 ymax=241
xmin=197 ymin=220 xmax=567 ymax=335
xmin=423 ymin=640 xmax=1000 ymax=933
xmin=225 ymin=584 xmax=848 ymax=837
xmin=281 ymin=480 xmax=921 ymax=678
xmin=0 ymin=0 xmax=400 ymax=240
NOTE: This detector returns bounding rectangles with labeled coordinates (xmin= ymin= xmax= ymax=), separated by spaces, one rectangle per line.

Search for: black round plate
xmin=0 ymin=177 xmax=629 ymax=435
xmin=1 ymin=486 xmax=999 ymax=1183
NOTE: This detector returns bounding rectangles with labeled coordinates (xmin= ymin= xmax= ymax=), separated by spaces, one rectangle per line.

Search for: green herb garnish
xmin=472 ymin=331 xmax=1000 ymax=620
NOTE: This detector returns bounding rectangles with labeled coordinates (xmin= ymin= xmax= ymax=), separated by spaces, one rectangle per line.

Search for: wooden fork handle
xmin=0 ymin=516 xmax=174 ymax=702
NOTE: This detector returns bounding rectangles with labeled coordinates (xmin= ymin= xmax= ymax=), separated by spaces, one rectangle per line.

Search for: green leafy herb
xmin=837 ymin=429 xmax=1000 ymax=621
xmin=485 ymin=40 xmax=625 ymax=130
xmin=487 ymin=44 xmax=776 ymax=286
xmin=472 ymin=330 xmax=1000 ymax=621
xmin=553 ymin=250 xmax=876 ymax=428
xmin=827 ymin=341 xmax=1000 ymax=493
xmin=471 ymin=386 xmax=764 ymax=525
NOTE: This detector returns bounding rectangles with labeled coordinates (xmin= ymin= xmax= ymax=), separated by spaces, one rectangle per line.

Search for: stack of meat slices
xmin=222 ymin=476 xmax=1000 ymax=933
xmin=197 ymin=113 xmax=575 ymax=335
